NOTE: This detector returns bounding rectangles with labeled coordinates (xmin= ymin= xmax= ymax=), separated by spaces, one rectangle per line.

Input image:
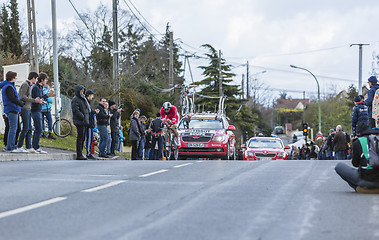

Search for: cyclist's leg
xmin=172 ymin=125 xmax=179 ymax=146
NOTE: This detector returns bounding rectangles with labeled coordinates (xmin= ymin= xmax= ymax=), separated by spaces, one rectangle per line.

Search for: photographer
xmin=109 ymin=100 xmax=122 ymax=156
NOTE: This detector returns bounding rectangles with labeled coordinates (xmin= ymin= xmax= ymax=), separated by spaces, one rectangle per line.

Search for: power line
xmin=67 ymin=0 xmax=114 ymax=50
xmin=120 ymin=0 xmax=162 ymax=42
xmin=124 ymin=0 xmax=162 ymax=35
xmin=227 ymin=45 xmax=349 ymax=60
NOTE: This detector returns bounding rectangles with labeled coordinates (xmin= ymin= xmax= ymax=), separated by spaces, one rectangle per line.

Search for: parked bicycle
xmin=52 ymin=109 xmax=72 ymax=138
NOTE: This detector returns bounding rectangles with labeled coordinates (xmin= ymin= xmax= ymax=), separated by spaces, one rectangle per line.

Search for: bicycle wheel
xmin=164 ymin=131 xmax=172 ymax=160
xmin=180 ymin=94 xmax=189 ymax=116
xmin=53 ymin=118 xmax=72 ymax=137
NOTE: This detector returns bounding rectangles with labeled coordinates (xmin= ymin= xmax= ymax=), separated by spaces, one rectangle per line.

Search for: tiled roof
xmin=276 ymin=98 xmax=310 ymax=109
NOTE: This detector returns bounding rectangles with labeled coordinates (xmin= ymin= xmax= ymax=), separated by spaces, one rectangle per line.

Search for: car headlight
xmin=213 ymin=135 xmax=226 ymax=142
xmin=277 ymin=152 xmax=286 ymax=157
xmin=246 ymin=151 xmax=254 ymax=157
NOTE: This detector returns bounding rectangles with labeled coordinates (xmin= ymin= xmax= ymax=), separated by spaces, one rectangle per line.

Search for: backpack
xmin=359 ymin=134 xmax=379 ymax=169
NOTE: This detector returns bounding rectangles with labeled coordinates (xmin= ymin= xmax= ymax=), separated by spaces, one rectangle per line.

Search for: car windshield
xmin=179 ymin=118 xmax=223 ymax=129
xmin=248 ymin=139 xmax=283 ymax=148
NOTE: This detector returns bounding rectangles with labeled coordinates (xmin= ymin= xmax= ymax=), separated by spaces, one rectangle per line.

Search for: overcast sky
xmin=6 ymin=0 xmax=379 ymax=102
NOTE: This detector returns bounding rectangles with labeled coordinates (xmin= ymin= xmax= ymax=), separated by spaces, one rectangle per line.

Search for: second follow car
xmin=243 ymin=137 xmax=289 ymax=160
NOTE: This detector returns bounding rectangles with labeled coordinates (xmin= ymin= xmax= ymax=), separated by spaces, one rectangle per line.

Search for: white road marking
xmin=0 ymin=197 xmax=67 ymax=219
xmin=196 ymin=160 xmax=204 ymax=162
xmin=81 ymin=180 xmax=127 ymax=193
xmin=173 ymin=163 xmax=193 ymax=168
xmin=139 ymin=169 xmax=168 ymax=178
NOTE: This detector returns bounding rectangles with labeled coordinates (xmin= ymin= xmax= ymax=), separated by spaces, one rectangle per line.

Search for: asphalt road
xmin=0 ymin=159 xmax=378 ymax=240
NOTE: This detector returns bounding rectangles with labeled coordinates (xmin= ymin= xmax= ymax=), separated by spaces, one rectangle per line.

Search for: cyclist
xmin=160 ymin=102 xmax=180 ymax=145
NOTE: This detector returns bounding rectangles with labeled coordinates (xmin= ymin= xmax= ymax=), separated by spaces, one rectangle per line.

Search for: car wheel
xmin=222 ymin=144 xmax=230 ymax=160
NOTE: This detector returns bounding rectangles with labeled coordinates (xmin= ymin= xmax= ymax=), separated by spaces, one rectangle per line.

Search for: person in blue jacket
xmin=363 ymin=76 xmax=379 ymax=128
xmin=41 ymin=84 xmax=56 ymax=139
xmin=352 ymin=95 xmax=369 ymax=136
xmin=1 ymin=71 xmax=24 ymax=152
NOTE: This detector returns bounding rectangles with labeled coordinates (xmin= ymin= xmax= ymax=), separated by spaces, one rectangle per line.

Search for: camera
xmin=117 ymin=104 xmax=125 ymax=112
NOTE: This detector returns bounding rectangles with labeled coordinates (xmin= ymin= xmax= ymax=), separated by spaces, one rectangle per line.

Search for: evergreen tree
xmin=8 ymin=0 xmax=22 ymax=57
xmin=0 ymin=4 xmax=10 ymax=53
xmin=194 ymin=44 xmax=241 ymax=111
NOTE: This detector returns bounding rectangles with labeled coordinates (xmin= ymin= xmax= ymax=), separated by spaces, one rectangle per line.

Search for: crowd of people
xmin=0 ymin=71 xmax=179 ymax=160
xmin=1 ymin=71 xmax=55 ymax=154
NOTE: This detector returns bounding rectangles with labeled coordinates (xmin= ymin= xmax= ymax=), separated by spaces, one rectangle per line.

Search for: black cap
xmin=108 ymin=100 xmax=116 ymax=107
xmin=354 ymin=95 xmax=361 ymax=102
xmin=85 ymin=89 xmax=95 ymax=96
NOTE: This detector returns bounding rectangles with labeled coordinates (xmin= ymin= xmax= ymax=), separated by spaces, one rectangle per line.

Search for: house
xmin=276 ymin=98 xmax=310 ymax=110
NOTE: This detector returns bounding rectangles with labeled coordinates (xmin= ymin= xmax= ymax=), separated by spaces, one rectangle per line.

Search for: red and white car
xmin=177 ymin=113 xmax=236 ymax=160
xmin=243 ymin=137 xmax=289 ymax=161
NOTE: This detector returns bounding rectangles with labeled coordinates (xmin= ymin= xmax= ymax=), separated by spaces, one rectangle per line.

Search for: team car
xmin=177 ymin=113 xmax=236 ymax=160
xmin=243 ymin=137 xmax=289 ymax=160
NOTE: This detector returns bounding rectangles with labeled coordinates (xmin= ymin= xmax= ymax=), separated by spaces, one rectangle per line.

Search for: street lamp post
xmin=290 ymin=65 xmax=321 ymax=133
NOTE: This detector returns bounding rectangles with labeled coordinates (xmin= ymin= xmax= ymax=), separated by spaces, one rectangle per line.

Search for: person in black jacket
xmin=352 ymin=95 xmax=369 ymax=136
xmin=84 ymin=90 xmax=99 ymax=160
xmin=95 ymin=98 xmax=111 ymax=158
xmin=335 ymin=122 xmax=379 ymax=193
xmin=149 ymin=112 xmax=163 ymax=160
xmin=31 ymin=72 xmax=54 ymax=154
xmin=108 ymin=100 xmax=122 ymax=156
xmin=129 ymin=110 xmax=142 ymax=160
xmin=71 ymin=85 xmax=91 ymax=160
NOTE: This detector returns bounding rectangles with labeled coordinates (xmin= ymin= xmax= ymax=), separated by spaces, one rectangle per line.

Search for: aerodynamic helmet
xmin=163 ymin=102 xmax=172 ymax=111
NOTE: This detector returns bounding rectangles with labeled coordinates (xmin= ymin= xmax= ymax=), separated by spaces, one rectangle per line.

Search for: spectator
xmin=129 ymin=110 xmax=142 ymax=160
xmin=352 ymin=95 xmax=369 ymax=136
xmin=31 ymin=72 xmax=54 ymax=154
xmin=144 ymin=117 xmax=153 ymax=160
xmin=363 ymin=76 xmax=379 ymax=128
xmin=96 ymin=98 xmax=111 ymax=158
xmin=41 ymin=83 xmax=56 ymax=140
xmin=104 ymin=102 xmax=113 ymax=156
xmin=333 ymin=125 xmax=347 ymax=160
xmin=309 ymin=141 xmax=319 ymax=160
xmin=85 ymin=90 xmax=98 ymax=159
xmin=17 ymin=72 xmax=44 ymax=152
xmin=117 ymin=126 xmax=125 ymax=152
xmin=71 ymin=85 xmax=91 ymax=160
xmin=335 ymin=122 xmax=379 ymax=193
xmin=326 ymin=129 xmax=335 ymax=160
xmin=1 ymin=71 xmax=24 ymax=152
xmin=1 ymin=84 xmax=21 ymax=152
xmin=139 ymin=115 xmax=147 ymax=159
xmin=109 ymin=100 xmax=122 ymax=156
xmin=149 ymin=112 xmax=163 ymax=160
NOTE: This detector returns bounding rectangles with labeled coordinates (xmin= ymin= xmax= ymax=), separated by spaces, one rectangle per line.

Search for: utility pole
xmin=218 ymin=50 xmax=223 ymax=97
xmin=51 ymin=0 xmax=60 ymax=133
xmin=241 ymin=74 xmax=245 ymax=99
xmin=27 ymin=0 xmax=39 ymax=73
xmin=246 ymin=61 xmax=249 ymax=99
xmin=351 ymin=43 xmax=370 ymax=95
xmin=112 ymin=0 xmax=119 ymax=104
xmin=169 ymin=31 xmax=174 ymax=88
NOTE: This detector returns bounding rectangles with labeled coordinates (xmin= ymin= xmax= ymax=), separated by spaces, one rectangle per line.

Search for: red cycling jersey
xmin=160 ymin=105 xmax=179 ymax=124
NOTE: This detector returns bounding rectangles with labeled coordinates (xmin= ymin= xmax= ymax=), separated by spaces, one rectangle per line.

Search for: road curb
xmin=0 ymin=152 xmax=76 ymax=161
